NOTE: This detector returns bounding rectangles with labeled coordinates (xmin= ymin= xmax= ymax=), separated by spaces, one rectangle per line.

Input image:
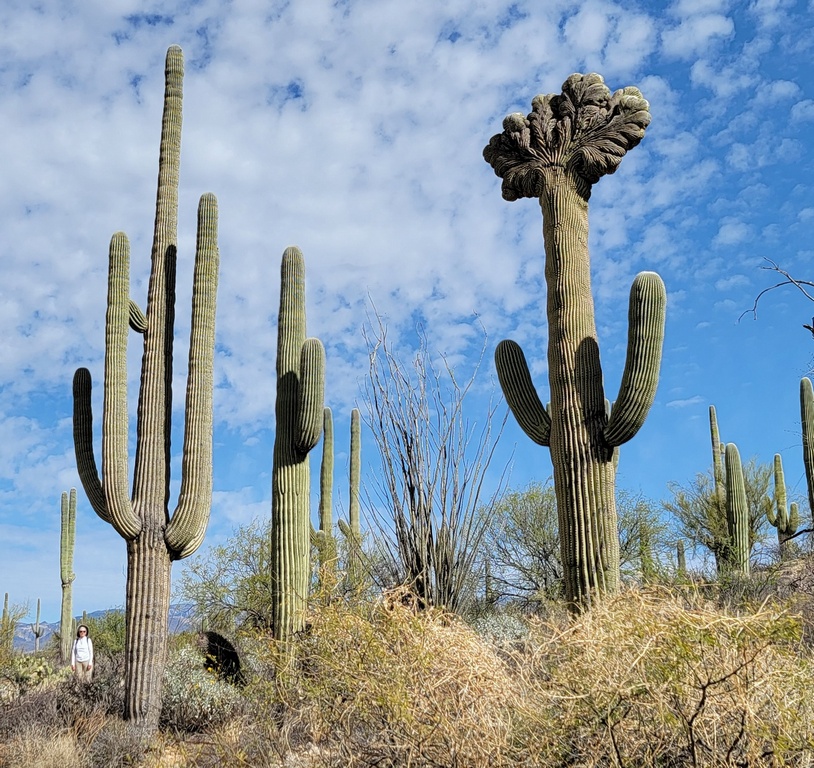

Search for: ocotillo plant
xmin=768 ymin=453 xmax=798 ymax=559
xmin=724 ymin=443 xmax=750 ymax=575
xmin=72 ymin=46 xmax=219 ymax=732
xmin=271 ymin=247 xmax=325 ymax=641
xmin=338 ymin=407 xmax=363 ymax=592
xmin=59 ymin=489 xmax=76 ymax=664
xmin=32 ymin=598 xmax=44 ymax=653
xmin=484 ymin=74 xmax=666 ymax=610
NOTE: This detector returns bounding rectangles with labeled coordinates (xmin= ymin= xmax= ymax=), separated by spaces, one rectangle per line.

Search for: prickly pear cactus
xmin=484 ymin=73 xmax=666 ymax=610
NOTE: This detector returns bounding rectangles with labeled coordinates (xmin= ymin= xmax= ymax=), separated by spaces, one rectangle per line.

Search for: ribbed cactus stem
xmin=801 ymin=378 xmax=814 ymax=521
xmin=59 ymin=489 xmax=76 ymax=664
xmin=771 ymin=453 xmax=798 ymax=558
xmin=484 ymin=74 xmax=663 ymax=610
xmin=676 ymin=539 xmax=686 ymax=577
xmin=313 ymin=407 xmax=337 ymax=576
xmin=710 ymin=406 xmax=725 ymax=516
xmin=345 ymin=407 xmax=363 ymax=591
xmin=271 ymin=247 xmax=326 ymax=641
xmin=724 ymin=443 xmax=750 ymax=575
xmin=71 ymin=46 xmax=219 ymax=733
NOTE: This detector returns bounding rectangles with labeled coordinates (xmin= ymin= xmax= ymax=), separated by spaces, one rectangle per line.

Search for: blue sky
xmin=2 ymin=0 xmax=814 ymax=622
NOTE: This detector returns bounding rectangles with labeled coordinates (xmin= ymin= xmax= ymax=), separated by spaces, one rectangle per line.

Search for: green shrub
xmin=161 ymin=645 xmax=245 ymax=731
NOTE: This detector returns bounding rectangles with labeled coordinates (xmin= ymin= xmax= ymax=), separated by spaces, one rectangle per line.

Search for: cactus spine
xmin=71 ymin=46 xmax=219 ymax=732
xmin=59 ymin=489 xmax=76 ymax=664
xmin=724 ymin=443 xmax=750 ymax=575
xmin=32 ymin=598 xmax=44 ymax=653
xmin=271 ymin=248 xmax=325 ymax=641
xmin=768 ymin=453 xmax=798 ymax=558
xmin=484 ymin=74 xmax=665 ymax=610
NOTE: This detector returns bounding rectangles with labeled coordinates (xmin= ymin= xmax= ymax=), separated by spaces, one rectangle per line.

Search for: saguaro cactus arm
xmin=165 ymin=193 xmax=220 ymax=559
xmin=296 ymin=339 xmax=326 ymax=454
xmin=72 ymin=370 xmax=109 ymax=522
xmin=494 ymin=340 xmax=551 ymax=446
xmin=604 ymin=271 xmax=666 ymax=446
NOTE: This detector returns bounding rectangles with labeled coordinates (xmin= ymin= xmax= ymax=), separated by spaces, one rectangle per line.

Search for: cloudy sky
xmin=2 ymin=0 xmax=814 ymax=622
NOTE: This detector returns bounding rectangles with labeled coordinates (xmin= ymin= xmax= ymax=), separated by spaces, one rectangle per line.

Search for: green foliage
xmin=484 ymin=480 xmax=669 ymax=610
xmin=663 ymin=457 xmax=772 ymax=574
xmin=176 ymin=518 xmax=273 ymax=634
xmin=84 ymin=610 xmax=126 ymax=658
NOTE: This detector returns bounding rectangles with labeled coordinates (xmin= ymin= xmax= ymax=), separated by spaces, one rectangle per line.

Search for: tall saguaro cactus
xmin=32 ymin=598 xmax=44 ymax=653
xmin=59 ymin=489 xmax=76 ymax=664
xmin=72 ymin=46 xmax=219 ymax=732
xmin=801 ymin=378 xmax=814 ymax=522
xmin=312 ymin=407 xmax=338 ymax=578
xmin=768 ymin=453 xmax=798 ymax=559
xmin=724 ymin=443 xmax=750 ymax=575
xmin=339 ymin=407 xmax=363 ymax=591
xmin=271 ymin=247 xmax=325 ymax=641
xmin=484 ymin=74 xmax=666 ymax=609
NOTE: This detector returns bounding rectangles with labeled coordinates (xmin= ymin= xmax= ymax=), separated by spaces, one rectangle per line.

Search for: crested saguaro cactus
xmin=72 ymin=46 xmax=219 ymax=731
xmin=271 ymin=247 xmax=325 ymax=641
xmin=484 ymin=74 xmax=666 ymax=609
xmin=724 ymin=443 xmax=750 ymax=575
xmin=59 ymin=489 xmax=76 ymax=664
xmin=768 ymin=453 xmax=799 ymax=559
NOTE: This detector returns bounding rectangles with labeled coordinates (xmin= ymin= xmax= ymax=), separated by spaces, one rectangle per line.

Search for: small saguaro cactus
xmin=1 ymin=593 xmax=10 ymax=652
xmin=768 ymin=453 xmax=799 ymax=559
xmin=676 ymin=539 xmax=687 ymax=578
xmin=338 ymin=407 xmax=363 ymax=592
xmin=724 ymin=443 xmax=750 ymax=575
xmin=71 ymin=46 xmax=219 ymax=732
xmin=271 ymin=247 xmax=325 ymax=641
xmin=312 ymin=407 xmax=338 ymax=578
xmin=484 ymin=73 xmax=666 ymax=610
xmin=32 ymin=598 xmax=45 ymax=653
xmin=59 ymin=489 xmax=76 ymax=664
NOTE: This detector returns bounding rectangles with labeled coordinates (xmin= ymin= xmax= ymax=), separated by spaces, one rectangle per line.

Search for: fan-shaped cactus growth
xmin=71 ymin=46 xmax=219 ymax=732
xmin=724 ymin=443 xmax=750 ymax=575
xmin=59 ymin=489 xmax=76 ymax=664
xmin=768 ymin=453 xmax=798 ymax=559
xmin=271 ymin=247 xmax=325 ymax=641
xmin=484 ymin=73 xmax=666 ymax=610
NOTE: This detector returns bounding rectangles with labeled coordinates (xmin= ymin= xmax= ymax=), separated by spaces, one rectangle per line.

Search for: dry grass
xmin=4 ymin=585 xmax=814 ymax=766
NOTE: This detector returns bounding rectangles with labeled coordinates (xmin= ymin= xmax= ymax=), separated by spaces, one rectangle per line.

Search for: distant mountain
xmin=13 ymin=605 xmax=197 ymax=652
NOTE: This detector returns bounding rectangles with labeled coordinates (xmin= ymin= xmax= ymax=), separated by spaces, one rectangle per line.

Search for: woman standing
xmin=71 ymin=624 xmax=93 ymax=682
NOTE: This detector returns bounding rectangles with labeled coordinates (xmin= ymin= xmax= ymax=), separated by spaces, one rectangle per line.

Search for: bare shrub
xmin=514 ymin=587 xmax=814 ymax=766
xmin=271 ymin=590 xmax=517 ymax=767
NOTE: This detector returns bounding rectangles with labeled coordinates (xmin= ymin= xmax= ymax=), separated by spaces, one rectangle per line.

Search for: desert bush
xmin=268 ymin=588 xmax=517 ymax=767
xmin=161 ymin=645 xmax=245 ymax=731
xmin=514 ymin=587 xmax=814 ymax=766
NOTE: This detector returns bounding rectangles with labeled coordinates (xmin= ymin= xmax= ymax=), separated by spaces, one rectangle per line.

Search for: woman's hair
xmin=76 ymin=624 xmax=89 ymax=638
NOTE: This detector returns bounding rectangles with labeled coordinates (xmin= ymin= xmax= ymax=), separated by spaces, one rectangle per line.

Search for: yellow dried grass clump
xmin=515 ymin=587 xmax=814 ymax=766
xmin=274 ymin=588 xmax=518 ymax=767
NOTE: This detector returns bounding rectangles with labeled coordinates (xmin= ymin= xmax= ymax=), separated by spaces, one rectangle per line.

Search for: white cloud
xmin=662 ymin=13 xmax=734 ymax=59
xmin=713 ymin=219 xmax=752 ymax=246
xmin=666 ymin=395 xmax=704 ymax=408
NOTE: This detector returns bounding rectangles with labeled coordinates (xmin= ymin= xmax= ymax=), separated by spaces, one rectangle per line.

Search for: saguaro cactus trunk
xmin=724 ymin=443 xmax=750 ymax=575
xmin=484 ymin=74 xmax=665 ymax=610
xmin=59 ymin=489 xmax=76 ymax=664
xmin=271 ymin=248 xmax=325 ymax=641
xmin=72 ymin=46 xmax=219 ymax=733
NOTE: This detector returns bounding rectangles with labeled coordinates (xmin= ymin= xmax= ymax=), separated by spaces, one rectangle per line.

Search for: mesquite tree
xmin=484 ymin=73 xmax=666 ymax=610
xmin=72 ymin=46 xmax=219 ymax=732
